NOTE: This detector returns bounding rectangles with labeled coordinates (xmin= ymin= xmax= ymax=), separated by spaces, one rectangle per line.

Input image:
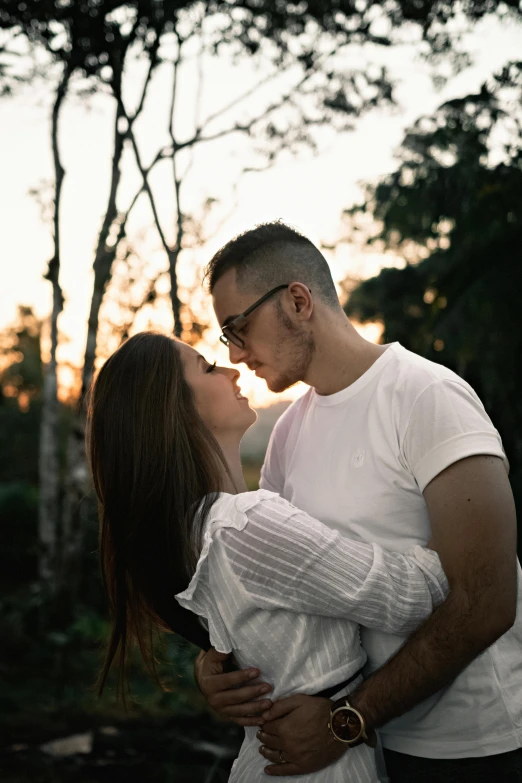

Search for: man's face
xmin=212 ymin=269 xmax=315 ymax=393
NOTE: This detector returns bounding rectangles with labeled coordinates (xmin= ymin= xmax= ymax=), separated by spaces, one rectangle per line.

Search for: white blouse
xmin=175 ymin=489 xmax=448 ymax=782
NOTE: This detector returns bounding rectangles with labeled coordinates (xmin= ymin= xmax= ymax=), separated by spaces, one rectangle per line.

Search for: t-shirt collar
xmin=310 ymin=342 xmax=401 ymax=407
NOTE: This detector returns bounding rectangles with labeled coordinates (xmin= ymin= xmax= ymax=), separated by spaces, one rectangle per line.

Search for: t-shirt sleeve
xmin=217 ymin=495 xmax=449 ymax=635
xmin=401 ymin=379 xmax=507 ymax=493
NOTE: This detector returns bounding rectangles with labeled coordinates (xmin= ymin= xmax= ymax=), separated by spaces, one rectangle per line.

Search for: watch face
xmin=331 ymin=707 xmax=363 ymax=743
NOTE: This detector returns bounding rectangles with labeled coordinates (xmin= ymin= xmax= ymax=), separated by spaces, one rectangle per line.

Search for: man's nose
xmin=228 ymin=342 xmax=249 ymax=365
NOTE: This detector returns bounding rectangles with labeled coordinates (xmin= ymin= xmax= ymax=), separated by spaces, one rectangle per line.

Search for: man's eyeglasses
xmin=219 ymin=284 xmax=289 ymax=349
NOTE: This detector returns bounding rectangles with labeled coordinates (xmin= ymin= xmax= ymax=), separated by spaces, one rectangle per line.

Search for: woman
xmin=87 ymin=332 xmax=448 ymax=782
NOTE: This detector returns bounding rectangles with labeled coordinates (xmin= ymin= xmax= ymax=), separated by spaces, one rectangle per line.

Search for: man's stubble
xmin=267 ymin=306 xmax=316 ymax=394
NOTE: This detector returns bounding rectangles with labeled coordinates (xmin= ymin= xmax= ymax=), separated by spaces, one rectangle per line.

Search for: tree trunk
xmin=82 ymin=100 xmax=127 ymax=397
xmin=38 ymin=66 xmax=69 ymax=596
xmin=56 ymin=90 xmax=127 ymax=617
xmin=168 ymin=247 xmax=183 ymax=337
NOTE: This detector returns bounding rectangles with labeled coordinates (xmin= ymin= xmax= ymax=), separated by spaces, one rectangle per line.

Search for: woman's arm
xmin=219 ymin=495 xmax=448 ymax=635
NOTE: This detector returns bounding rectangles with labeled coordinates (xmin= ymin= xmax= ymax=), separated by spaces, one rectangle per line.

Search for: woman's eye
xmin=205 ymin=361 xmax=217 ymax=374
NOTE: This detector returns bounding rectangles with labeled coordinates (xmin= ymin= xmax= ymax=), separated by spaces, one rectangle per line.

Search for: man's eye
xmin=205 ymin=361 xmax=217 ymax=374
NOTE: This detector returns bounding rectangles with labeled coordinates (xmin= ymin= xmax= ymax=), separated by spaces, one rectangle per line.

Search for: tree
xmin=3 ymin=0 xmax=521 ymax=617
xmin=0 ymin=0 xmax=390 ymax=616
xmin=343 ymin=61 xmax=522 ymax=539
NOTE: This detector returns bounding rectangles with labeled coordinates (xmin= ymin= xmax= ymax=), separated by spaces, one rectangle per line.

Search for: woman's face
xmin=178 ymin=341 xmax=257 ymax=438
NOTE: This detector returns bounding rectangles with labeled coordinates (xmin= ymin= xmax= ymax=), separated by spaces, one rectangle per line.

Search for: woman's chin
xmin=246 ymin=405 xmax=258 ymax=428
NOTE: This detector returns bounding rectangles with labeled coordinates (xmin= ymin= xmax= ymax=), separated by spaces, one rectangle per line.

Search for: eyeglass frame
xmin=218 ymin=284 xmax=291 ymax=349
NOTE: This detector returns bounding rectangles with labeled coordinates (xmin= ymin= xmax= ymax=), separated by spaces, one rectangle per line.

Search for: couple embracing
xmin=88 ymin=222 xmax=522 ymax=781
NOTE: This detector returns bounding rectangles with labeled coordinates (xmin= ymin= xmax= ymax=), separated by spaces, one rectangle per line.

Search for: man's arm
xmin=258 ymin=454 xmax=517 ymax=776
xmin=192 ymin=481 xmax=449 ymax=727
xmin=349 ymin=453 xmax=517 ymax=727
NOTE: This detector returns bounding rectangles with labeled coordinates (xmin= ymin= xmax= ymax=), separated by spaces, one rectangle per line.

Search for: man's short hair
xmin=204 ymin=221 xmax=340 ymax=309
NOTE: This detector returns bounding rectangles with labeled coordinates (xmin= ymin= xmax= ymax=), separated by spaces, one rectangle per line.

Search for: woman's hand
xmin=194 ymin=647 xmax=273 ymax=727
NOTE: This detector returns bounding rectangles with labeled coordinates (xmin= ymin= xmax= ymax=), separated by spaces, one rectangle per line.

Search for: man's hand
xmin=256 ymin=695 xmax=346 ymax=776
xmin=194 ymin=647 xmax=273 ymax=727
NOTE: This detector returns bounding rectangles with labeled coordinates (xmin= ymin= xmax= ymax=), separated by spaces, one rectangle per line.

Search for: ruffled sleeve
xmin=174 ymin=490 xmax=276 ymax=652
xmin=176 ymin=488 xmax=449 ymax=647
xmin=216 ymin=492 xmax=449 ymax=635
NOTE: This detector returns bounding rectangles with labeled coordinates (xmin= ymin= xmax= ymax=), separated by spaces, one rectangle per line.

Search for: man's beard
xmin=267 ymin=312 xmax=316 ymax=393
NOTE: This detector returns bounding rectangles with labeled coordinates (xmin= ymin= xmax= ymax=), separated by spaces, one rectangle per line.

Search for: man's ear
xmin=287 ymin=282 xmax=313 ymax=320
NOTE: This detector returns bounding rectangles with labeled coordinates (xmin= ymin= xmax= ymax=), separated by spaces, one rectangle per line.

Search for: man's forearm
xmin=350 ymin=586 xmax=512 ymax=730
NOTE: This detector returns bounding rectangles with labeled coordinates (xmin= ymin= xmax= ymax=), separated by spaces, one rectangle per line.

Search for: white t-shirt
xmin=260 ymin=342 xmax=522 ymax=759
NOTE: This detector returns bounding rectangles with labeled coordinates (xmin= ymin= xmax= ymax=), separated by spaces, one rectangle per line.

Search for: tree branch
xmin=176 ymin=41 xmax=347 ymax=151
xmin=201 ymin=65 xmax=283 ymax=129
xmin=180 ymin=24 xmax=205 ymax=182
xmin=81 ymin=41 xmax=159 ymax=397
xmin=169 ymin=53 xmax=184 ymax=335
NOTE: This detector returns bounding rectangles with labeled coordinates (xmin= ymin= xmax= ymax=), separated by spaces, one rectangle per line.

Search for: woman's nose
xmin=225 ymin=366 xmax=240 ymax=383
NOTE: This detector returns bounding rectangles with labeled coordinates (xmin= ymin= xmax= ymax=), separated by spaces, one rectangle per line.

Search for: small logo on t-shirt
xmin=351 ymin=449 xmax=365 ymax=468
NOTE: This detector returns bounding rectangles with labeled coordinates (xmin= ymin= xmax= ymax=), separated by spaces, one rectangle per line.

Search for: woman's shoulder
xmin=175 ymin=492 xmax=275 ymax=601
xmin=210 ymin=488 xmax=283 ymax=524
xmin=210 ymin=489 xmax=315 ymax=540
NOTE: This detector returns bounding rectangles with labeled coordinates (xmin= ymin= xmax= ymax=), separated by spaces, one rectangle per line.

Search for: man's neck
xmin=305 ymin=319 xmax=389 ymax=396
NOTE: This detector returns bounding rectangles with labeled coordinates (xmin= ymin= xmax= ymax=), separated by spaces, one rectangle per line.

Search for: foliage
xmin=2 ymin=0 xmax=520 ymax=68
xmin=0 ymin=483 xmax=39 ymax=594
xmin=344 ymin=61 xmax=522 ymax=544
xmin=0 ymin=305 xmax=42 ymax=407
xmin=242 ymin=459 xmax=262 ymax=491
xmin=0 ymin=312 xmax=199 ymax=720
xmin=0 ymin=0 xmax=407 ymax=329
xmin=0 ymin=309 xmax=43 ymax=591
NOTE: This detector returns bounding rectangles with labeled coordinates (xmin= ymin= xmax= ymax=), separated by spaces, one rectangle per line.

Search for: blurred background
xmin=1 ymin=1 xmax=521 ymax=780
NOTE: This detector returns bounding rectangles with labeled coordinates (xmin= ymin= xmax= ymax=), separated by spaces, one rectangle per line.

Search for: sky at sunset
xmin=1 ymin=12 xmax=521 ymax=407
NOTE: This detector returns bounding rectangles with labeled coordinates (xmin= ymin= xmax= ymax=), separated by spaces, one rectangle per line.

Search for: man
xmin=195 ymin=221 xmax=522 ymax=780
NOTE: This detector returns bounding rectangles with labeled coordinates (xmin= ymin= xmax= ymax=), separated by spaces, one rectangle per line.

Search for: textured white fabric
xmin=260 ymin=342 xmax=522 ymax=758
xmin=176 ymin=489 xmax=448 ymax=782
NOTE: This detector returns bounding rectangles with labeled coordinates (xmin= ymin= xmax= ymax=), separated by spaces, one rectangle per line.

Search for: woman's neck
xmin=217 ymin=436 xmax=249 ymax=495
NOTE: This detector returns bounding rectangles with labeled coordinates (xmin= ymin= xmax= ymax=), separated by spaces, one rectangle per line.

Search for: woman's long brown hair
xmin=86 ymin=332 xmax=228 ymax=700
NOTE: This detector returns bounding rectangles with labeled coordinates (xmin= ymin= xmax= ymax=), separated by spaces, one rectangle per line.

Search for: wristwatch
xmin=328 ymin=697 xmax=371 ymax=746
